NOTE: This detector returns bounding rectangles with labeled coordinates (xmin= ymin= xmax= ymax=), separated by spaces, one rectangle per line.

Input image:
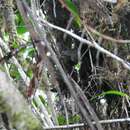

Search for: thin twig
xmin=86 ymin=25 xmax=130 ymax=44
xmin=53 ymin=0 xmax=56 ymax=18
xmin=40 ymin=0 xmax=47 ymax=8
xmin=44 ymin=118 xmax=130 ymax=130
xmin=16 ymin=2 xmax=95 ymax=129
xmin=71 ymin=78 xmax=103 ymax=130
xmin=63 ymin=16 xmax=74 ymax=40
xmin=78 ymin=29 xmax=85 ymax=63
xmin=0 ymin=47 xmax=11 ymax=79
xmin=33 ymin=93 xmax=54 ymax=127
xmin=0 ymin=38 xmax=30 ymax=86
xmin=44 ymin=36 xmax=97 ymax=130
xmin=41 ymin=20 xmax=130 ymax=70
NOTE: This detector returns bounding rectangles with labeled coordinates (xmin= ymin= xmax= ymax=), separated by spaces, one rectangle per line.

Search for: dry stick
xmin=71 ymin=78 xmax=103 ymax=130
xmin=0 ymin=38 xmax=30 ymax=86
xmin=45 ymin=39 xmax=97 ymax=130
xmin=0 ymin=47 xmax=11 ymax=79
xmin=44 ymin=118 xmax=130 ymax=130
xmin=31 ymin=0 xmax=37 ymax=17
xmin=42 ymin=23 xmax=103 ymax=130
xmin=32 ymin=104 xmax=49 ymax=127
xmin=45 ymin=88 xmax=59 ymax=125
xmin=96 ymin=37 xmax=103 ymax=66
xmin=86 ymin=25 xmax=130 ymax=44
xmin=53 ymin=0 xmax=56 ymax=18
xmin=33 ymin=94 xmax=54 ymax=127
xmin=2 ymin=0 xmax=17 ymax=43
xmin=41 ymin=20 xmax=130 ymax=70
xmin=56 ymin=86 xmax=69 ymax=125
xmin=40 ymin=0 xmax=47 ymax=8
xmin=17 ymin=0 xmax=47 ymax=58
xmin=78 ymin=29 xmax=85 ymax=63
xmin=42 ymin=67 xmax=59 ymax=125
xmin=16 ymin=0 xmax=48 ymax=99
xmin=30 ymin=4 xmax=102 ymax=129
xmin=17 ymin=1 xmax=102 ymax=129
xmin=63 ymin=16 xmax=74 ymax=40
xmin=25 ymin=5 xmax=129 ymax=130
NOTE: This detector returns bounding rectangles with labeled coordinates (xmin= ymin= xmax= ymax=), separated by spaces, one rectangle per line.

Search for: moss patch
xmin=13 ymin=112 xmax=43 ymax=130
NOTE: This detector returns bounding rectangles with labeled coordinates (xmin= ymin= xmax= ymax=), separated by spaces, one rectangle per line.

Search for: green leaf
xmin=32 ymin=98 xmax=38 ymax=108
xmin=19 ymin=47 xmax=26 ymax=53
xmin=74 ymin=62 xmax=81 ymax=71
xmin=17 ymin=26 xmax=27 ymax=34
xmin=69 ymin=115 xmax=80 ymax=124
xmin=27 ymin=68 xmax=33 ymax=78
xmin=91 ymin=90 xmax=130 ymax=100
xmin=100 ymin=90 xmax=129 ymax=97
xmin=65 ymin=0 xmax=78 ymax=15
xmin=64 ymin=0 xmax=81 ymax=26
xmin=27 ymin=47 xmax=36 ymax=57
xmin=16 ymin=11 xmax=27 ymax=34
xmin=57 ymin=115 xmax=66 ymax=125
xmin=10 ymin=65 xmax=21 ymax=80
xmin=12 ymin=41 xmax=19 ymax=49
xmin=39 ymin=95 xmax=47 ymax=105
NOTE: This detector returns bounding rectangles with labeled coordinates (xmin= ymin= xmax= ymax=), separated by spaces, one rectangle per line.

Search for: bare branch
xmin=41 ymin=20 xmax=130 ymax=70
xmin=2 ymin=0 xmax=17 ymax=43
xmin=44 ymin=118 xmax=130 ymax=130
xmin=85 ymin=24 xmax=130 ymax=44
xmin=0 ymin=38 xmax=30 ymax=86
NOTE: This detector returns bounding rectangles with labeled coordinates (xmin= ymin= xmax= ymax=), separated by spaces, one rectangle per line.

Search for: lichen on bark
xmin=0 ymin=71 xmax=43 ymax=130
